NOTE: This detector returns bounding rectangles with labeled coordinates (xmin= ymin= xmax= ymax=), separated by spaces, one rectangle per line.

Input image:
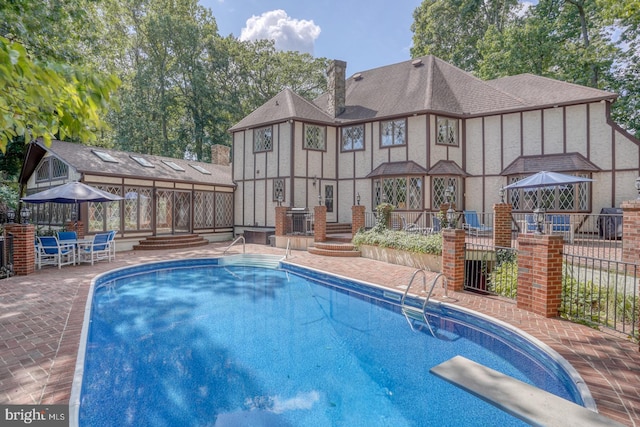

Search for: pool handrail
xmin=223 ymin=235 xmax=245 ymax=254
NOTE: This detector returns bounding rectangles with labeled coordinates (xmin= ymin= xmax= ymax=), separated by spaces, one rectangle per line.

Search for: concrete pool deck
xmin=0 ymin=242 xmax=638 ymax=425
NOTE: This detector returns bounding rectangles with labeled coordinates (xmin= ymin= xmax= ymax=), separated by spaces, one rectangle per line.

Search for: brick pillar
xmin=441 ymin=228 xmax=466 ymax=292
xmin=493 ymin=203 xmax=512 ymax=248
xmin=65 ymin=220 xmax=85 ymax=239
xmin=516 ymin=234 xmax=564 ymax=318
xmin=622 ymin=199 xmax=640 ymax=264
xmin=275 ymin=206 xmax=288 ymax=236
xmin=351 ymin=205 xmax=365 ymax=235
xmin=314 ymin=205 xmax=327 ymax=242
xmin=4 ymin=224 xmax=36 ymax=276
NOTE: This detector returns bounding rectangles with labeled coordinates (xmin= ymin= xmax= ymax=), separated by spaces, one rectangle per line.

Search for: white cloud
xmin=239 ymin=9 xmax=321 ymax=55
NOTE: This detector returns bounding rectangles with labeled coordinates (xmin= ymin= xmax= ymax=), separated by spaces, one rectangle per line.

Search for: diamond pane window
xmin=437 ymin=117 xmax=458 ymax=146
xmin=304 ymin=125 xmax=325 ymax=150
xmin=374 ymin=176 xmax=422 ymax=210
xmin=507 ymin=174 xmax=591 ymax=211
xmin=193 ymin=192 xmax=215 ymax=228
xmin=35 ymin=159 xmax=51 ymax=182
xmin=88 ymin=185 xmax=121 ymax=232
xmin=432 ymin=177 xmax=459 ymax=209
xmin=342 ymin=125 xmax=364 ymax=151
xmin=273 ymin=179 xmax=285 ymax=202
xmin=381 ymin=119 xmax=406 ymax=146
xmin=51 ymin=158 xmax=68 ymax=178
xmin=254 ymin=126 xmax=273 ymax=152
xmin=215 ymin=192 xmax=233 ymax=228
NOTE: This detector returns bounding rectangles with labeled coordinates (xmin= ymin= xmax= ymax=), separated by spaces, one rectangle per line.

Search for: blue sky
xmin=199 ymin=0 xmax=535 ymax=76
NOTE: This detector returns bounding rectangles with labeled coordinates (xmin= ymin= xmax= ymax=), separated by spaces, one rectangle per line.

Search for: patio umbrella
xmin=502 ymin=171 xmax=593 ymax=190
xmin=21 ymin=182 xmax=124 ymax=204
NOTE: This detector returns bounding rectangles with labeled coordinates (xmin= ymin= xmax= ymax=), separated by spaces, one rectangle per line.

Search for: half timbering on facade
xmin=229 ymin=55 xmax=640 ymax=232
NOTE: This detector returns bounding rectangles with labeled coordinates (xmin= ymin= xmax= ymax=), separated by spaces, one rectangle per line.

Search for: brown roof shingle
xmin=501 ymin=152 xmax=601 ymax=175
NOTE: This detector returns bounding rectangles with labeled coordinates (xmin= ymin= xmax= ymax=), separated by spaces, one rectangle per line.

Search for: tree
xmin=107 ymin=0 xmax=328 ymax=160
xmin=410 ymin=0 xmax=520 ymax=71
xmin=411 ymin=0 xmax=638 ymax=136
xmin=0 ymin=1 xmax=121 ymax=153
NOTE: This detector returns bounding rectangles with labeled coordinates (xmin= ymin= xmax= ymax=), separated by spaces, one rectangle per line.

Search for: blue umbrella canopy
xmin=502 ymin=171 xmax=593 ymax=190
xmin=21 ymin=182 xmax=124 ymax=204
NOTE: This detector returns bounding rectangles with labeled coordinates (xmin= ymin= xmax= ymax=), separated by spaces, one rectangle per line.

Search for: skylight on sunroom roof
xmin=130 ymin=155 xmax=154 ymax=168
xmin=189 ymin=164 xmax=211 ymax=175
xmin=161 ymin=160 xmax=185 ymax=171
xmin=92 ymin=150 xmax=118 ymax=163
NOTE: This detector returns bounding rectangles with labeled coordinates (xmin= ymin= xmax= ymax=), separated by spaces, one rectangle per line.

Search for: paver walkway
xmin=1 ymin=242 xmax=638 ymax=426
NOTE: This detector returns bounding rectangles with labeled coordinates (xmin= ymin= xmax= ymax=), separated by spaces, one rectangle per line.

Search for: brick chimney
xmin=327 ymin=60 xmax=346 ymax=117
xmin=211 ymin=144 xmax=230 ymax=166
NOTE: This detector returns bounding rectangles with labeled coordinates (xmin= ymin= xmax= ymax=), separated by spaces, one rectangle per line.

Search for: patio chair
xmin=401 ymin=216 xmax=432 ymax=235
xmin=524 ymin=214 xmax=538 ymax=233
xmin=463 ymin=210 xmax=493 ymax=236
xmin=36 ymin=236 xmax=76 ymax=269
xmin=57 ymin=231 xmax=78 ymax=248
xmin=550 ymin=214 xmax=573 ymax=243
xmin=431 ymin=216 xmax=442 ymax=233
xmin=78 ymin=232 xmax=114 ymax=265
xmin=107 ymin=230 xmax=117 ymax=260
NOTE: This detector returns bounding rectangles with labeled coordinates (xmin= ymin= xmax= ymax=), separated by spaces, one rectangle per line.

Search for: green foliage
xmin=352 ymin=229 xmax=443 ymax=256
xmin=411 ymin=0 xmax=639 ymax=137
xmin=372 ymin=203 xmax=395 ymax=233
xmin=489 ymin=257 xmax=639 ymax=335
xmin=0 ymin=36 xmax=120 ymax=152
xmin=489 ymin=259 xmax=518 ymax=298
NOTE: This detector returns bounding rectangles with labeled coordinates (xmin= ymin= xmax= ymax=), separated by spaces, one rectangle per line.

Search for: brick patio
xmin=0 ymin=242 xmax=638 ymax=425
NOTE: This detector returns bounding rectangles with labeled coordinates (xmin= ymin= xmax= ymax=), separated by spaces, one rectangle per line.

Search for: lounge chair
xmin=78 ymin=232 xmax=114 ymax=265
xmin=463 ymin=210 xmax=493 ymax=236
xmin=550 ymin=214 xmax=573 ymax=243
xmin=36 ymin=236 xmax=76 ymax=269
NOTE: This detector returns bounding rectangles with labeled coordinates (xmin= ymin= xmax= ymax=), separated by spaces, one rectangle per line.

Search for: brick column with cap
xmin=4 ymin=224 xmax=35 ymax=276
xmin=493 ymin=203 xmax=512 ymax=248
xmin=275 ymin=206 xmax=288 ymax=236
xmin=65 ymin=220 xmax=85 ymax=239
xmin=516 ymin=234 xmax=564 ymax=318
xmin=441 ymin=228 xmax=466 ymax=292
xmin=622 ymin=199 xmax=640 ymax=264
xmin=314 ymin=205 xmax=327 ymax=242
xmin=351 ymin=205 xmax=365 ymax=235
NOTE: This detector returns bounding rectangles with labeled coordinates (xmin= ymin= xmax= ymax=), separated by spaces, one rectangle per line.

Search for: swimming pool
xmin=71 ymin=256 xmax=593 ymax=426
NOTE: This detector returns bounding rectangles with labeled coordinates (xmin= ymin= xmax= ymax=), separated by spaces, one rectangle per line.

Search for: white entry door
xmin=322 ymin=181 xmax=337 ymax=223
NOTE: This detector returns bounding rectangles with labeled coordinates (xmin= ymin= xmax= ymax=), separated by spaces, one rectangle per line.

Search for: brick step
xmin=313 ymin=242 xmax=356 ymax=251
xmin=133 ymin=234 xmax=209 ymax=251
xmin=326 ymin=223 xmax=352 ymax=233
xmin=307 ymin=247 xmax=361 ymax=257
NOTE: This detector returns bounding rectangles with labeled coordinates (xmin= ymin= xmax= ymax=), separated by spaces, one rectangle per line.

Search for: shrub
xmin=352 ymin=228 xmax=442 ymax=256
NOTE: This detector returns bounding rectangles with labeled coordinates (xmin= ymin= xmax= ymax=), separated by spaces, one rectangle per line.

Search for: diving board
xmin=430 ymin=356 xmax=624 ymax=427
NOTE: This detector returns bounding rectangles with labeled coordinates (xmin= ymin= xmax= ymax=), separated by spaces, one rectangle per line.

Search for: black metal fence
xmin=0 ymin=234 xmax=14 ymax=279
xmin=464 ymin=243 xmax=518 ymax=298
xmin=562 ymin=253 xmax=638 ymax=339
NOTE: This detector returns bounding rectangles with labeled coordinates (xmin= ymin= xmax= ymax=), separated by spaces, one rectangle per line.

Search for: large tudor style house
xmin=229 ymin=55 xmax=640 ymax=233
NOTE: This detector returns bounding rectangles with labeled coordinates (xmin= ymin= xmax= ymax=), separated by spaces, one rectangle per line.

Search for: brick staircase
xmin=308 ymin=223 xmax=360 ymax=257
xmin=132 ymin=234 xmax=209 ymax=250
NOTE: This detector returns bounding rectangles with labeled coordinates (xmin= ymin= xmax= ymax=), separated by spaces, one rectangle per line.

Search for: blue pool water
xmin=74 ymin=258 xmax=590 ymax=426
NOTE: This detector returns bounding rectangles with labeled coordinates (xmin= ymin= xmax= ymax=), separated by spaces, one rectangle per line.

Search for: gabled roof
xmin=228 ymin=88 xmax=334 ymax=131
xmin=229 ymin=55 xmax=617 ymax=131
xmin=365 ymin=161 xmax=428 ymax=178
xmin=485 ymin=74 xmax=614 ymax=107
xmin=20 ymin=140 xmax=234 ymax=187
xmin=501 ymin=152 xmax=601 ymax=175
xmin=427 ymin=160 xmax=469 ymax=176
